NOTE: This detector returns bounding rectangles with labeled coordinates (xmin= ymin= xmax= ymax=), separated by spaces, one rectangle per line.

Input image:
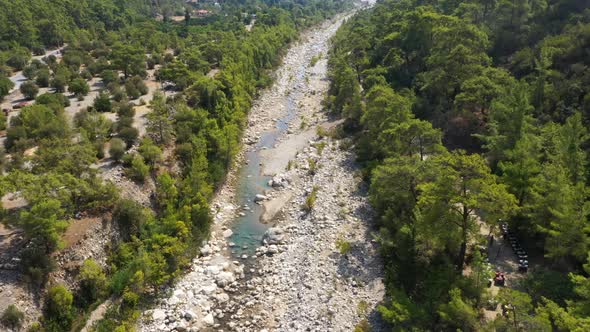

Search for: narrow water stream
xmin=227 ymin=63 xmax=306 ymax=259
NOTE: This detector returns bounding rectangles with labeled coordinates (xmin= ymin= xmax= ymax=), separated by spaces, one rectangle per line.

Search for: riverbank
xmin=140 ymin=8 xmax=384 ymax=331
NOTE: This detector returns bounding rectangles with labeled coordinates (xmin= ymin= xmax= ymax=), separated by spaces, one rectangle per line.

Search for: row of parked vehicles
xmin=501 ymin=223 xmax=529 ymax=273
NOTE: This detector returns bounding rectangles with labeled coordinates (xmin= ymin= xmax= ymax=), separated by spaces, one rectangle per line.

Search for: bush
xmin=20 ymin=81 xmax=39 ymax=100
xmin=36 ymin=93 xmax=70 ymax=109
xmin=116 ymin=103 xmax=135 ymax=118
xmin=68 ymin=78 xmax=90 ymax=97
xmin=36 ymin=68 xmax=51 ymax=87
xmin=122 ymin=290 xmax=139 ymax=309
xmin=51 ymin=74 xmax=68 ymax=93
xmin=112 ymin=87 xmax=128 ymax=102
xmin=1 ymin=304 xmax=24 ymax=329
xmin=126 ymin=155 xmax=149 ymax=182
xmin=81 ymin=69 xmax=93 ymax=80
xmin=118 ymin=126 xmax=139 ymax=148
xmin=0 ymin=111 xmax=6 ymax=131
xmin=138 ymin=138 xmax=162 ymax=166
xmin=0 ymin=76 xmax=14 ymax=101
xmin=101 ymin=70 xmax=119 ymax=85
xmin=125 ymin=76 xmax=148 ymax=99
xmin=353 ymin=319 xmax=371 ymax=332
xmin=94 ymin=91 xmax=112 ymax=112
xmin=336 ymin=237 xmax=352 ymax=255
xmin=109 ymin=138 xmax=126 ymax=161
xmin=23 ymin=64 xmax=38 ymax=79
xmin=26 ymin=322 xmax=43 ymax=332
xmin=44 ymin=285 xmax=74 ymax=331
xmin=112 ymin=199 xmax=146 ymax=239
xmin=78 ymin=259 xmax=107 ymax=305
xmin=302 ymin=186 xmax=319 ymax=212
xmin=308 ymin=158 xmax=318 ymax=175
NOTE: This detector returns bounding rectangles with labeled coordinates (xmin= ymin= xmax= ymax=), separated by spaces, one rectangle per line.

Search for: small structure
xmin=195 ymin=9 xmax=211 ymax=17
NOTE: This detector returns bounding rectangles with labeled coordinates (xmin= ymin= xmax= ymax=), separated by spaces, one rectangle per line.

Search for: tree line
xmin=328 ymin=0 xmax=590 ymax=330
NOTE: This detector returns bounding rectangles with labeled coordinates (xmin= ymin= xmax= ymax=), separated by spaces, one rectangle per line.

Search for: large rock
xmin=201 ymin=284 xmax=217 ymax=295
xmin=254 ymin=194 xmax=267 ymax=202
xmin=200 ymin=244 xmax=211 ymax=256
xmin=222 ymin=229 xmax=233 ymax=238
xmin=216 ymin=271 xmax=235 ymax=287
xmin=173 ymin=289 xmax=186 ymax=299
xmin=269 ymin=174 xmax=289 ymax=188
xmin=214 ymin=292 xmax=230 ymax=303
xmin=263 ymin=227 xmax=285 ymax=245
xmin=152 ymin=309 xmax=166 ymax=321
xmin=203 ymin=313 xmax=215 ymax=326
xmin=205 ymin=265 xmax=220 ymax=275
xmin=268 ymin=244 xmax=279 ymax=254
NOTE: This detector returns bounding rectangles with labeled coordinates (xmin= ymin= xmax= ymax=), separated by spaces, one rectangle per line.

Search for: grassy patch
xmin=335 ymin=237 xmax=351 ymax=255
xmin=302 ymin=185 xmax=319 ymax=212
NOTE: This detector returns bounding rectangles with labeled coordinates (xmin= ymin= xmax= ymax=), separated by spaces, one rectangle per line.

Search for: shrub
xmin=80 ymin=69 xmax=93 ymax=80
xmin=302 ymin=185 xmax=319 ymax=212
xmin=122 ymin=290 xmax=139 ymax=309
xmin=353 ymin=319 xmax=371 ymax=332
xmin=20 ymin=81 xmax=39 ymax=100
xmin=36 ymin=93 xmax=70 ymax=109
xmin=35 ymin=68 xmax=51 ymax=87
xmin=308 ymin=158 xmax=318 ymax=175
xmin=118 ymin=126 xmax=139 ymax=148
xmin=121 ymin=153 xmax=134 ymax=167
xmin=125 ymin=76 xmax=148 ymax=99
xmin=101 ymin=70 xmax=119 ymax=85
xmin=314 ymin=141 xmax=327 ymax=155
xmin=0 ymin=111 xmax=6 ymax=131
xmin=138 ymin=138 xmax=162 ymax=166
xmin=112 ymin=87 xmax=128 ymax=102
xmin=44 ymin=285 xmax=74 ymax=331
xmin=109 ymin=138 xmax=126 ymax=161
xmin=116 ymin=103 xmax=135 ymax=118
xmin=51 ymin=74 xmax=68 ymax=93
xmin=94 ymin=91 xmax=112 ymax=112
xmin=112 ymin=199 xmax=146 ymax=239
xmin=336 ymin=237 xmax=352 ymax=255
xmin=0 ymin=76 xmax=14 ymax=100
xmin=1 ymin=305 xmax=24 ymax=329
xmin=310 ymin=53 xmax=322 ymax=67
xmin=78 ymin=259 xmax=107 ymax=305
xmin=125 ymin=83 xmax=140 ymax=99
xmin=68 ymin=78 xmax=90 ymax=97
xmin=126 ymin=155 xmax=149 ymax=182
xmin=23 ymin=65 xmax=38 ymax=79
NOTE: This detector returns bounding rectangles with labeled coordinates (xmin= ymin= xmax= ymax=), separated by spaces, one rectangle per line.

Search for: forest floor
xmin=139 ymin=9 xmax=385 ymax=332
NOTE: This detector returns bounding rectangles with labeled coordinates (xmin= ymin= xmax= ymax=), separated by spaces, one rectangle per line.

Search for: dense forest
xmin=0 ymin=0 xmax=351 ymax=331
xmin=327 ymin=0 xmax=590 ymax=330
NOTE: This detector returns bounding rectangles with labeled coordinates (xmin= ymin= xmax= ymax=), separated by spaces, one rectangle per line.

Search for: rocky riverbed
xmin=140 ymin=9 xmax=384 ymax=332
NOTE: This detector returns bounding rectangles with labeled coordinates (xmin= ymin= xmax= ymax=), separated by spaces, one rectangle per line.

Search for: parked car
xmin=13 ymin=101 xmax=29 ymax=109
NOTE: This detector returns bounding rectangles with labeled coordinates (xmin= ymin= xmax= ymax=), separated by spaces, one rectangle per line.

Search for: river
xmin=140 ymin=9 xmax=385 ymax=331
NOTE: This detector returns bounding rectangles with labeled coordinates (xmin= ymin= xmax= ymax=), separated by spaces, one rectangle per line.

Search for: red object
xmin=13 ymin=102 xmax=28 ymax=109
